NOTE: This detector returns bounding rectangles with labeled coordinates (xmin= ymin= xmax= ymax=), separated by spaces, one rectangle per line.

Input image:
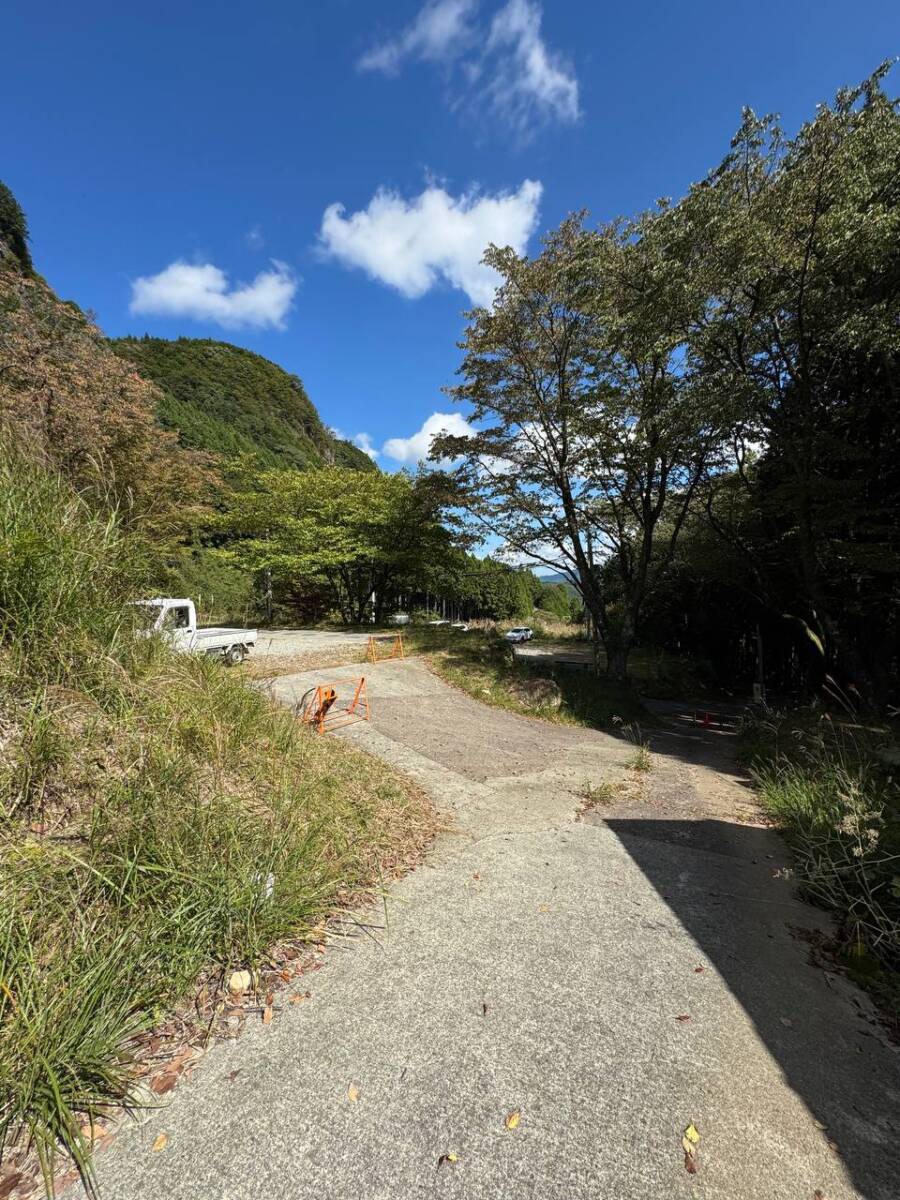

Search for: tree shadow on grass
xmin=602 ymin=815 xmax=900 ymax=1200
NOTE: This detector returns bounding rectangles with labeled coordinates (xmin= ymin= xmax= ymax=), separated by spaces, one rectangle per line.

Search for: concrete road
xmin=76 ymin=660 xmax=900 ymax=1200
xmin=252 ymin=628 xmax=375 ymax=656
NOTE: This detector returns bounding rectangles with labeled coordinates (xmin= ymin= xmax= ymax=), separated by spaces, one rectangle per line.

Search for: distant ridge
xmin=111 ymin=336 xmax=375 ymax=472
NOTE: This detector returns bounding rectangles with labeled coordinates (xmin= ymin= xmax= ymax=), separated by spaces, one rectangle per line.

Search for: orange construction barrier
xmin=296 ymin=677 xmax=370 ymax=734
xmin=367 ymin=634 xmax=404 ymax=664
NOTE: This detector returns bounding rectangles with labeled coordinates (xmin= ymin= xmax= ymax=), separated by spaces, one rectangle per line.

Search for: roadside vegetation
xmin=740 ymin=708 xmax=900 ymax=1029
xmin=404 ymin=627 xmax=651 ymax=729
xmin=0 ymin=452 xmax=433 ymax=1194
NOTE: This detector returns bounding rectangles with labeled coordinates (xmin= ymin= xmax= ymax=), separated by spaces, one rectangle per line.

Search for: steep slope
xmin=111 ymin=336 xmax=375 ymax=472
xmin=0 ymin=242 xmax=209 ymax=543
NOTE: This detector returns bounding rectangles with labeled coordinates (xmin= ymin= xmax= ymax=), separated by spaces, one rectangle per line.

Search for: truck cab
xmin=135 ymin=599 xmax=256 ymax=664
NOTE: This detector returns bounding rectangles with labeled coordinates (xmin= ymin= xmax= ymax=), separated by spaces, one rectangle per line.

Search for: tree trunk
xmin=605 ymin=616 xmax=635 ymax=682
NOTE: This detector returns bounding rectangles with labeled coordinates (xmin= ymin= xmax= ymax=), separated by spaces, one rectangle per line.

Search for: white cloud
xmin=129 ymin=260 xmax=296 ymax=330
xmin=359 ymin=0 xmax=476 ymax=73
xmin=319 ymin=179 xmax=542 ymax=306
xmin=382 ymin=411 xmax=474 ymax=465
xmin=353 ymin=433 xmax=380 ymax=459
xmin=486 ymin=0 xmax=579 ymax=130
xmin=359 ymin=0 xmax=579 ymax=133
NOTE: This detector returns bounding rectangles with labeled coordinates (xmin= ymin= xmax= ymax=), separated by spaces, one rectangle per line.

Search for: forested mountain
xmin=111 ymin=336 xmax=375 ymax=472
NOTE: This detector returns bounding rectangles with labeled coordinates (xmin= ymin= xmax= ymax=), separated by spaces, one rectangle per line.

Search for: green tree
xmin=434 ymin=214 xmax=724 ymax=679
xmin=679 ymin=65 xmax=900 ymax=705
xmin=220 ymin=464 xmax=456 ymax=623
xmin=0 ymin=181 xmax=32 ymax=273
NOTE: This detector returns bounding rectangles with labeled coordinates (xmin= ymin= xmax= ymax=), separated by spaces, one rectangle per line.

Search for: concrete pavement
xmin=74 ymin=660 xmax=900 ymax=1199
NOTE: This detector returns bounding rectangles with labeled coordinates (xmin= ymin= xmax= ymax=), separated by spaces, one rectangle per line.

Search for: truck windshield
xmin=162 ymin=606 xmax=191 ymax=630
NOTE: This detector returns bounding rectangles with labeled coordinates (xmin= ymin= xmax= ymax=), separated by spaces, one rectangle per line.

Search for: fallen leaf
xmin=683 ymin=1148 xmax=697 ymax=1174
xmin=347 ymin=1084 xmax=359 ymax=1103
xmin=150 ymin=1073 xmax=177 ymax=1095
xmin=675 ymin=1014 xmax=691 ymax=1022
xmin=481 ymin=1002 xmax=489 ymax=1016
xmin=262 ymin=1005 xmax=273 ymax=1025
xmin=437 ymin=1153 xmax=459 ymax=1168
xmin=813 ymin=1191 xmax=827 ymax=1199
xmin=505 ymin=1109 xmax=521 ymax=1130
xmin=537 ymin=903 xmax=550 ymax=913
xmin=281 ymin=968 xmax=293 ymax=982
xmin=472 ymin=872 xmax=481 ymax=881
xmin=682 ymin=1136 xmax=696 ymax=1156
xmin=684 ymin=1123 xmax=700 ymax=1145
xmin=289 ymin=990 xmax=312 ymax=1005
xmin=79 ymin=1123 xmax=106 ymax=1142
xmin=151 ymin=1133 xmax=168 ymax=1152
xmin=226 ymin=1070 xmax=241 ymax=1082
xmin=265 ymin=990 xmax=275 ymax=1006
xmin=694 ymin=966 xmax=705 ymax=974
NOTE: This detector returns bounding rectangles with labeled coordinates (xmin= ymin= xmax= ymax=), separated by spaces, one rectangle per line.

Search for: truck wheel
xmin=225 ymin=645 xmax=246 ymax=666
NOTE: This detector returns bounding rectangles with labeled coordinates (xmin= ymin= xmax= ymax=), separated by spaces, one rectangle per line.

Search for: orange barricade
xmin=367 ymin=634 xmax=405 ymax=664
xmin=296 ymin=677 xmax=370 ymax=734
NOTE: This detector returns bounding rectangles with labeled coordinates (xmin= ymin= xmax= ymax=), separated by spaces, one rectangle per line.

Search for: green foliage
xmin=0 ymin=447 xmax=150 ymax=690
xmin=159 ymin=543 xmax=258 ymax=625
xmin=0 ymin=181 xmax=32 ymax=273
xmin=675 ymin=64 xmax=900 ymax=707
xmin=220 ymin=463 xmax=457 ymax=623
xmin=110 ymin=337 xmax=375 ymax=473
xmin=437 ymin=65 xmax=900 ymax=702
xmin=434 ymin=213 xmax=726 ymax=682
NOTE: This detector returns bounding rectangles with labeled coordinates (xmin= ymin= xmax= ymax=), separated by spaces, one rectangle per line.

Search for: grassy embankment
xmin=740 ymin=709 xmax=900 ymax=1029
xmin=0 ymin=454 xmax=433 ymax=1195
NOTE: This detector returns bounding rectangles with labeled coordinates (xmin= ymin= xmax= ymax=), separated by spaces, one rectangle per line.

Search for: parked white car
xmin=135 ymin=598 xmax=256 ymax=665
xmin=387 ymin=611 xmax=411 ymax=626
xmin=505 ymin=626 xmax=534 ymax=643
xmin=451 ymin=621 xmax=469 ymax=632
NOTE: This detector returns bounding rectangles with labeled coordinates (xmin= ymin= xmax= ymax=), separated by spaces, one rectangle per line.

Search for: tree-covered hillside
xmin=111 ymin=336 xmax=376 ymax=472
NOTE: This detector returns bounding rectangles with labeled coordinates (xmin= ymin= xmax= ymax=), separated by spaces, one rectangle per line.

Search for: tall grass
xmin=0 ymin=452 xmax=432 ymax=1194
xmin=743 ymin=711 xmax=900 ymax=979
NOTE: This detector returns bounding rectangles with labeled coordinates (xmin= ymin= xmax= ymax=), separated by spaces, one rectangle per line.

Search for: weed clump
xmin=741 ymin=709 xmax=899 ymax=1022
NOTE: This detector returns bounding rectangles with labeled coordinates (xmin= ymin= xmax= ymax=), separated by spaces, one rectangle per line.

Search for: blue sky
xmin=4 ymin=1 xmax=898 ymax=466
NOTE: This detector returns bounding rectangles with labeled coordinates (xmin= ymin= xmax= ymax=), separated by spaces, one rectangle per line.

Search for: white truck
xmin=136 ymin=598 xmax=257 ymax=665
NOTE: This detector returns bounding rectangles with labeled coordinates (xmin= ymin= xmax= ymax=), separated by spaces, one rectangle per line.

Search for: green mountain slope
xmin=111 ymin=336 xmax=375 ymax=471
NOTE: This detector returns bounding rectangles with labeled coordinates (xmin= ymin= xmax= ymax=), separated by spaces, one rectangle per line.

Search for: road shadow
xmin=602 ymin=815 xmax=900 ymax=1199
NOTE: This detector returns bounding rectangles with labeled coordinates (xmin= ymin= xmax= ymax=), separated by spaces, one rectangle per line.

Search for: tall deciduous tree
xmin=434 ymin=214 xmax=724 ymax=679
xmin=679 ymin=64 xmax=900 ymax=705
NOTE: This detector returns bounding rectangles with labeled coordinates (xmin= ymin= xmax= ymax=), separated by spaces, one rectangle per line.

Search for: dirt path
xmin=76 ymin=659 xmax=899 ymax=1200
